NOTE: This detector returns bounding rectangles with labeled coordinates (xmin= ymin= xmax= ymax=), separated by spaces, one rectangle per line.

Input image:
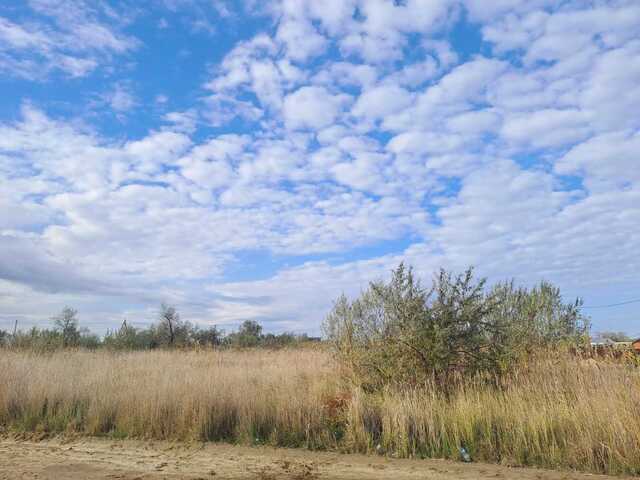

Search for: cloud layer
xmin=1 ymin=0 xmax=639 ymax=334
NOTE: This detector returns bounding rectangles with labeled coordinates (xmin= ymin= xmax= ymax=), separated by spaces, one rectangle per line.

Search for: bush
xmin=489 ymin=280 xmax=589 ymax=355
xmin=12 ymin=327 xmax=62 ymax=351
xmin=78 ymin=329 xmax=101 ymax=349
xmin=323 ymin=263 xmax=589 ymax=390
xmin=103 ymin=321 xmax=152 ymax=350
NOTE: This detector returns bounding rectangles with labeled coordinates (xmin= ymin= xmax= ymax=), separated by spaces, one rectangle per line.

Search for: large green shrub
xmin=323 ymin=263 xmax=589 ymax=390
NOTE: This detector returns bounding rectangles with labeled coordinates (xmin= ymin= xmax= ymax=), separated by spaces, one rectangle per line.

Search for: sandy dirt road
xmin=0 ymin=437 xmax=630 ymax=480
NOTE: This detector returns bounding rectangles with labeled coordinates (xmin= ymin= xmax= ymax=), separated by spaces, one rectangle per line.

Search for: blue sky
xmin=1 ymin=0 xmax=639 ymax=335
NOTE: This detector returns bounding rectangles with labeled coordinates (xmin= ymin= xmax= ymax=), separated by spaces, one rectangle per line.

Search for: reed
xmin=1 ymin=348 xmax=638 ymax=475
xmin=344 ymin=356 xmax=640 ymax=475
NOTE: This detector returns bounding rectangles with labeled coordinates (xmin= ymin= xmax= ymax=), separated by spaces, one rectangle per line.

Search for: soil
xmin=0 ymin=437 xmax=629 ymax=480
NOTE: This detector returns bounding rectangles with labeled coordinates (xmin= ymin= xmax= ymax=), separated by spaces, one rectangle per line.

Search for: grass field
xmin=1 ymin=347 xmax=639 ymax=476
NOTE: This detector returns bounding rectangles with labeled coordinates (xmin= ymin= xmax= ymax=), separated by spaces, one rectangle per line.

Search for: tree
xmin=158 ymin=303 xmax=180 ymax=346
xmin=227 ymin=320 xmax=263 ymax=347
xmin=151 ymin=304 xmax=197 ymax=348
xmin=52 ymin=307 xmax=80 ymax=348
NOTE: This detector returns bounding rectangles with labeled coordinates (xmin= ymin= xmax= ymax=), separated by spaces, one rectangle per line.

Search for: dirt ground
xmin=0 ymin=437 xmax=630 ymax=480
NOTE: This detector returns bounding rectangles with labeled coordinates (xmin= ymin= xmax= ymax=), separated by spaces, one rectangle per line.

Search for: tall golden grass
xmin=1 ymin=347 xmax=639 ymax=475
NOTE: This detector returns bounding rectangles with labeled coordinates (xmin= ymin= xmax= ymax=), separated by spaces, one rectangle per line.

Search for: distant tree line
xmin=0 ymin=304 xmax=318 ymax=351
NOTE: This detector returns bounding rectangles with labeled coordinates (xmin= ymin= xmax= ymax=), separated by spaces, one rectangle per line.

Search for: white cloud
xmin=283 ymin=86 xmax=350 ymax=130
xmin=163 ymin=110 xmax=199 ymax=134
xmin=351 ymin=84 xmax=413 ymax=121
xmin=358 ymin=0 xmax=453 ymax=35
xmin=174 ymin=135 xmax=249 ymax=196
xmin=104 ymin=83 xmax=137 ymax=113
xmin=382 ymin=57 xmax=507 ymax=132
xmin=206 ymin=34 xmax=278 ymax=91
xmin=482 ymin=10 xmax=548 ymax=53
xmin=0 ymin=3 xmax=137 ymax=80
xmin=556 ymin=131 xmax=640 ymax=188
xmin=276 ymin=18 xmax=327 ymax=62
xmin=387 ymin=131 xmax=466 ymax=155
xmin=339 ymin=30 xmax=408 ymax=63
xmin=431 ymin=57 xmax=507 ymax=102
xmin=386 ymin=58 xmax=439 ymax=87
xmin=501 ymin=109 xmax=591 ymax=149
xmin=463 ymin=0 xmax=553 ymax=23
xmin=180 ymin=159 xmax=234 ymax=190
xmin=581 ymin=43 xmax=640 ymax=131
xmin=307 ymin=0 xmax=357 ymax=35
xmin=446 ymin=110 xmax=501 ymax=135
xmin=201 ymin=93 xmax=263 ymax=126
xmin=0 ymin=17 xmax=51 ymax=49
xmin=313 ymin=62 xmax=378 ymax=89
xmin=124 ymin=131 xmax=192 ymax=174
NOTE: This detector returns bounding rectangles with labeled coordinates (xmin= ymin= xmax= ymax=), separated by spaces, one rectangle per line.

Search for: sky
xmin=0 ymin=0 xmax=639 ymax=336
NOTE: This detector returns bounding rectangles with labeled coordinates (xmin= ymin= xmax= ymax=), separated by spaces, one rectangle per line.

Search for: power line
xmin=582 ymin=298 xmax=640 ymax=309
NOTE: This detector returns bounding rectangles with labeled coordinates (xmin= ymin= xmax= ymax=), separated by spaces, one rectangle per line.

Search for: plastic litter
xmin=459 ymin=446 xmax=472 ymax=462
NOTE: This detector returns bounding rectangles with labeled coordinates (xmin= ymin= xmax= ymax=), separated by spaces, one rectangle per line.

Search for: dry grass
xmin=1 ymin=348 xmax=639 ymax=475
xmin=0 ymin=348 xmax=342 ymax=448
xmin=345 ymin=356 xmax=640 ymax=475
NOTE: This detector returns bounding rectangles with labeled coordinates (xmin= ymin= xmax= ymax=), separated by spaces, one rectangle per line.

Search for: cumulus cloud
xmin=276 ymin=18 xmax=327 ymax=62
xmin=351 ymin=84 xmax=413 ymax=121
xmin=556 ymin=131 xmax=640 ymax=188
xmin=283 ymin=86 xmax=350 ymax=130
xmin=501 ymin=109 xmax=591 ymax=149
